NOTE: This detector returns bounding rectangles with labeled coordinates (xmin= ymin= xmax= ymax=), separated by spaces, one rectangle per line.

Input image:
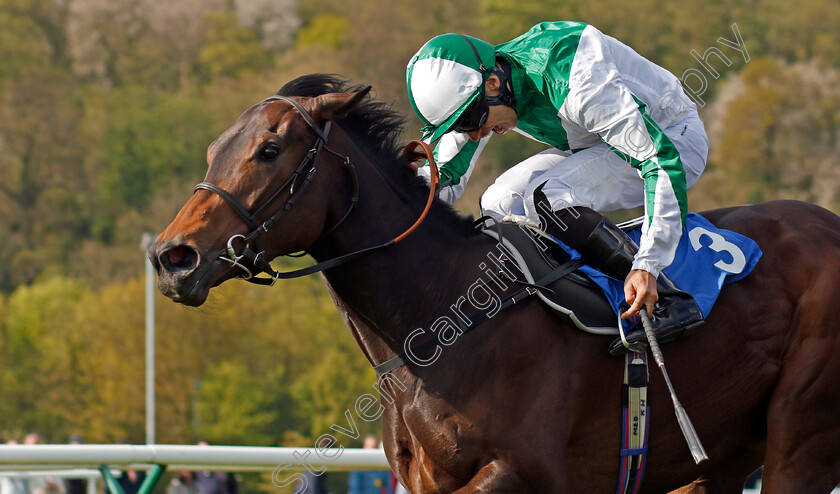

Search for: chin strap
xmin=487 ymin=57 xmax=516 ymax=111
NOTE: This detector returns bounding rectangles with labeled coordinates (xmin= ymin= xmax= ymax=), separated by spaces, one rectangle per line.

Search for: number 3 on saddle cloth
xmin=481 ymin=213 xmax=763 ymax=337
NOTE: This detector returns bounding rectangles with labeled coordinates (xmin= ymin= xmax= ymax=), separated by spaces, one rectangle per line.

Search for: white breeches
xmin=479 ymin=114 xmax=709 ymax=222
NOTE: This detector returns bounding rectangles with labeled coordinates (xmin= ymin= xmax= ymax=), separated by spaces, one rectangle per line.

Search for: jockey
xmin=405 ymin=22 xmax=708 ymax=354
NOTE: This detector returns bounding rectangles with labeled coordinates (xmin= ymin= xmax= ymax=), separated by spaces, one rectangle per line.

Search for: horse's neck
xmin=308 ymin=132 xmax=488 ymax=367
xmin=319 ymin=236 xmax=486 ymax=369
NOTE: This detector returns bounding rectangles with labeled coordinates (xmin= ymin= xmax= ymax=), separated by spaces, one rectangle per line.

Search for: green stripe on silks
xmin=635 ymin=96 xmax=687 ymax=228
xmin=602 ymin=97 xmax=688 ymax=230
xmin=432 ymin=135 xmax=481 ymax=186
xmin=411 ymin=34 xmax=494 ymax=67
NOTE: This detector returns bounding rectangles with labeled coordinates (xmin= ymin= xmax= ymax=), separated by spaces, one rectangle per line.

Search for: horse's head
xmin=149 ymin=87 xmax=370 ymax=306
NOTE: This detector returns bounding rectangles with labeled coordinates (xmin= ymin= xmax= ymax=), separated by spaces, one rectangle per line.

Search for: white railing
xmin=0 ymin=445 xmax=390 ymax=494
xmin=3 ymin=446 xmax=839 ymax=493
xmin=0 ymin=444 xmax=389 ymax=472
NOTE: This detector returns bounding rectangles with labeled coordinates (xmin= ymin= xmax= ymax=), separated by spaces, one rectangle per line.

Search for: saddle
xmin=480 ymin=219 xmax=622 ymax=336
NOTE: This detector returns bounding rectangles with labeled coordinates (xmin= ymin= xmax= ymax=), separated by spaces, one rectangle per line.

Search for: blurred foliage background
xmin=0 ymin=0 xmax=838 ymax=490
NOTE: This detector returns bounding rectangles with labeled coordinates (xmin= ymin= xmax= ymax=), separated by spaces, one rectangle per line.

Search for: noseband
xmin=194 ymin=95 xmax=439 ymax=285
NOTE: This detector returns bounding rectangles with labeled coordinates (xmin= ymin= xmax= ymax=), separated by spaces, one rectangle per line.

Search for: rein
xmin=194 ymin=95 xmax=440 ymax=285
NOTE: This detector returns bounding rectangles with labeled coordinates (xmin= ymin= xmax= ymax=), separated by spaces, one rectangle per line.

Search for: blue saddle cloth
xmin=552 ymin=213 xmax=762 ymax=330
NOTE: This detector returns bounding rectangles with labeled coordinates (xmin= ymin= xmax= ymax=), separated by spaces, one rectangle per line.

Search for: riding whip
xmin=640 ymin=311 xmax=709 ymax=464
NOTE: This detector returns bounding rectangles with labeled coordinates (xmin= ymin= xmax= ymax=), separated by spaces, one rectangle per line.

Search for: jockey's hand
xmin=620 ymin=269 xmax=658 ymax=319
xmin=408 ymin=159 xmax=421 ymax=175
xmin=405 ymin=151 xmax=425 ymax=175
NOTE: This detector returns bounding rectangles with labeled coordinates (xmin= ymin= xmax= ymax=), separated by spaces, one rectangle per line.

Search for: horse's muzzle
xmin=148 ymin=241 xmax=213 ymax=306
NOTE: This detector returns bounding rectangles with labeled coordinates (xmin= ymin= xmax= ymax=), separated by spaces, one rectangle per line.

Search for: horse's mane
xmin=277 ymin=74 xmax=476 ymax=235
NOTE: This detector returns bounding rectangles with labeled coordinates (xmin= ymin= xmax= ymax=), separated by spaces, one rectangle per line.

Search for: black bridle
xmin=194 ymin=95 xmax=361 ymax=285
xmin=195 ymin=91 xmax=442 ymax=287
xmin=195 ymin=95 xmax=441 ymax=285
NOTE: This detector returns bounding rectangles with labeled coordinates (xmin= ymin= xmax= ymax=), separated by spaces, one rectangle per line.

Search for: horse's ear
xmin=315 ymin=86 xmax=372 ymax=121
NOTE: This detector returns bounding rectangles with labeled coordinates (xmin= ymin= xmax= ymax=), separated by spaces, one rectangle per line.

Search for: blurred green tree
xmin=692 ymin=59 xmax=840 ymax=210
xmin=197 ymin=361 xmax=282 ymax=445
xmin=1 ymin=278 xmax=91 ymax=440
xmin=199 ymin=12 xmax=273 ymax=80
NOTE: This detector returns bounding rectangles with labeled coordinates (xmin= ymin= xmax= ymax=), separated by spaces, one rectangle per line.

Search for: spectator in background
xmin=24 ymin=432 xmax=65 ymax=494
xmin=300 ymin=471 xmax=327 ymax=494
xmin=23 ymin=433 xmax=39 ymax=444
xmin=0 ymin=436 xmax=28 ymax=494
xmin=113 ymin=470 xmax=145 ymax=494
xmin=64 ymin=435 xmax=86 ymax=494
xmin=107 ymin=439 xmax=145 ymax=494
xmin=0 ymin=474 xmax=28 ymax=494
xmin=166 ymin=472 xmax=204 ymax=494
xmin=348 ymin=435 xmax=391 ymax=494
xmin=194 ymin=441 xmax=238 ymax=494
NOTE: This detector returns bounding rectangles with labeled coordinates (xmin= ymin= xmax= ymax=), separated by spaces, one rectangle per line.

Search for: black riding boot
xmin=532 ymin=185 xmax=704 ymax=354
xmin=578 ymin=217 xmax=705 ymax=355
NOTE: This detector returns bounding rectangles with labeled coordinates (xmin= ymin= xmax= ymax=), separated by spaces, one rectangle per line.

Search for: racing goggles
xmin=453 ymin=87 xmax=490 ymax=133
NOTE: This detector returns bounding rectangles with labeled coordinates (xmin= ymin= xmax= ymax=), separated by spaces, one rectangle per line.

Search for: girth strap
xmin=616 ymin=351 xmax=650 ymax=494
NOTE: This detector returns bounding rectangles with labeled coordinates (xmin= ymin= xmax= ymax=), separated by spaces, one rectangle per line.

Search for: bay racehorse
xmin=149 ymin=74 xmax=840 ymax=493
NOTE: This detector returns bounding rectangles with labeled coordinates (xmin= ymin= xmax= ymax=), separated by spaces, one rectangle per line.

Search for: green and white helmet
xmin=406 ymin=33 xmax=496 ymax=142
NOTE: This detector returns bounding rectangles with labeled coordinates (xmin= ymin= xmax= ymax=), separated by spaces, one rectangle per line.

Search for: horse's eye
xmin=259 ymin=144 xmax=280 ymax=162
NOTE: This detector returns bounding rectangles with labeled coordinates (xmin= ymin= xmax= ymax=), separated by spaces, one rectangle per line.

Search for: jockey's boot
xmin=577 ymin=217 xmax=705 ymax=355
xmin=532 ymin=184 xmax=704 ymax=354
xmin=608 ymin=271 xmax=706 ymax=353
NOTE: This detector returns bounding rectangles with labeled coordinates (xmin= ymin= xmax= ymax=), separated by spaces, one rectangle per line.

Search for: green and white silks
xmin=411 ymin=22 xmax=708 ymax=277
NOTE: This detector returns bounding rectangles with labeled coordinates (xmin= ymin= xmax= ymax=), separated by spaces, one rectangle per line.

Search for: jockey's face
xmin=466 ymin=74 xmax=517 ymax=142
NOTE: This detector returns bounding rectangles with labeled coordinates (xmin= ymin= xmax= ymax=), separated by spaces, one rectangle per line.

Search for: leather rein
xmin=194 ymin=95 xmax=440 ymax=285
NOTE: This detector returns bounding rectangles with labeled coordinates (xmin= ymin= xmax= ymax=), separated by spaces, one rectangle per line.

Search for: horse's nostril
xmin=168 ymin=246 xmax=188 ymax=265
xmin=159 ymin=245 xmax=199 ymax=273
